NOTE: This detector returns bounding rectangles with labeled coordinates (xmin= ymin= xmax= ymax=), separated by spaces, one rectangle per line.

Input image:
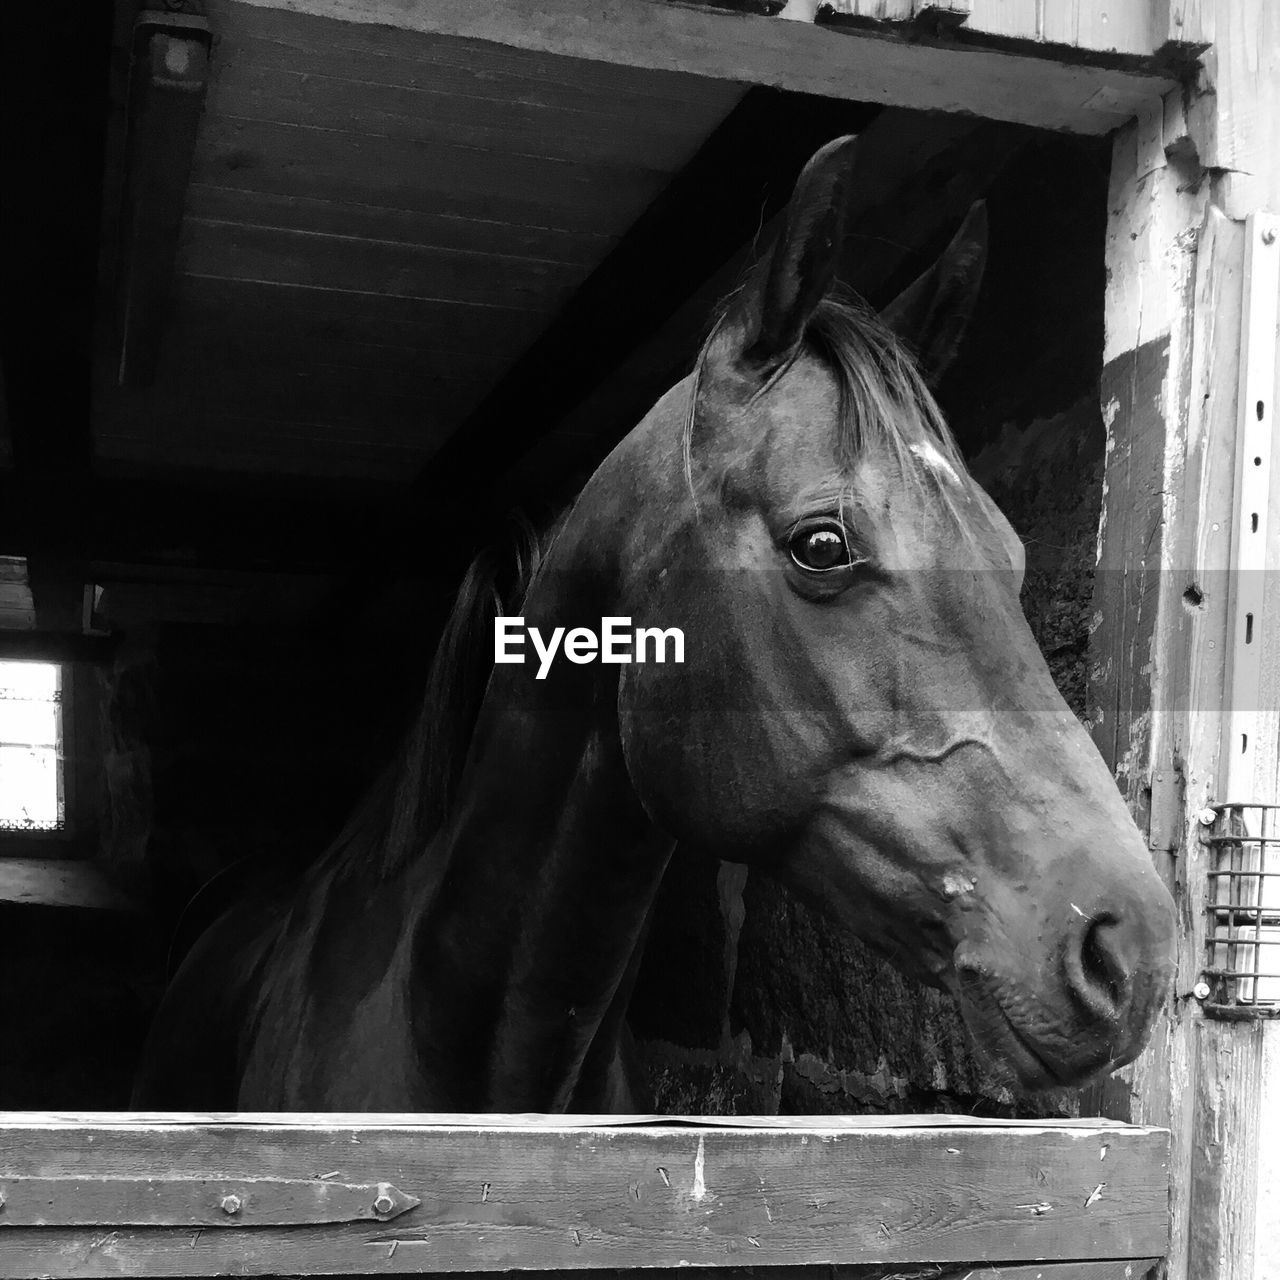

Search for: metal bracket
xmin=1197 ymin=803 xmax=1280 ymax=1018
xmin=0 ymin=1176 xmax=420 ymax=1228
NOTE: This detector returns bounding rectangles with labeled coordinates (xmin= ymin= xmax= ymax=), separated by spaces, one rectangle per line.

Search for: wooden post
xmin=1091 ymin=94 xmax=1207 ymax=1279
xmin=1095 ymin=6 xmax=1280 ymax=1278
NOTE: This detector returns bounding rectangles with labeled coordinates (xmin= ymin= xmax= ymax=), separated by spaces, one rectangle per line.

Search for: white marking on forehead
xmin=908 ymin=441 xmax=960 ymax=485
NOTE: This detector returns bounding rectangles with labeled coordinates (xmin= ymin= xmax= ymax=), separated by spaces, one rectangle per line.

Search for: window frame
xmin=0 ymin=660 xmax=95 ymax=859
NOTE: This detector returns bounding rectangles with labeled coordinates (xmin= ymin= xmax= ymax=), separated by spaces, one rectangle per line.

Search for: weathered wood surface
xmin=0 ymin=1175 xmax=420 ymax=1228
xmin=1089 ymin=99 xmax=1211 ymax=1280
xmin=1091 ymin=5 xmax=1280 ymax=1274
xmin=824 ymin=0 xmax=1185 ymax=56
xmin=95 ymin=0 xmax=743 ymax=484
xmin=229 ymin=0 xmax=1178 ymax=135
xmin=0 ymin=1116 xmax=1168 ymax=1277
xmin=0 ymin=859 xmax=134 ymax=913
xmin=1172 ymin=1 xmax=1280 ymax=220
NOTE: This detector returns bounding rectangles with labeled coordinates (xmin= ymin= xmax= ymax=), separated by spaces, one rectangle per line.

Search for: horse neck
xmin=411 ymin=616 xmax=673 ymax=1112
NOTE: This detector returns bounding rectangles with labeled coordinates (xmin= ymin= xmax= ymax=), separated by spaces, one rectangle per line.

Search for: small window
xmin=0 ymin=660 xmax=65 ymax=832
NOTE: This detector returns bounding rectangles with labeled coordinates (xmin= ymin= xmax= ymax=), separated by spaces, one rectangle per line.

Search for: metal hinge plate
xmin=0 ymin=1176 xmax=420 ymax=1227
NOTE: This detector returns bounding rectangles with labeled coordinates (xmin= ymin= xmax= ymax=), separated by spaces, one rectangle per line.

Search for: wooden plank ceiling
xmin=93 ymin=0 xmax=746 ymax=483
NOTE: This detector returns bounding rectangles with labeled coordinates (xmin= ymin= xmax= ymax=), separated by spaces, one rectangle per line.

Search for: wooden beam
xmin=0 ymin=859 xmax=136 ymax=912
xmin=1169 ymin=2 xmax=1280 ymax=220
xmin=832 ymin=0 xmax=1189 ymax=57
xmin=0 ymin=1115 xmax=1168 ymax=1277
xmin=0 ymin=473 xmax=389 ymax=577
xmin=114 ymin=11 xmax=212 ymax=388
xmin=230 ymin=0 xmax=1179 ymax=133
xmin=0 ymin=631 xmax=118 ymax=663
xmin=1088 ymin=96 xmax=1210 ymax=1280
xmin=1089 ymin=11 xmax=1280 ymax=1276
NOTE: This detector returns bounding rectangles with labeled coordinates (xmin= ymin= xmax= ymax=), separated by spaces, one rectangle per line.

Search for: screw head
xmin=373 ymin=1192 xmax=395 ymax=1216
xmin=1263 ymin=228 xmax=1277 ymax=246
xmin=220 ymin=1194 xmax=242 ymax=1216
xmin=1194 ymin=981 xmax=1213 ymax=1000
xmin=1197 ymin=807 xmax=1218 ymax=827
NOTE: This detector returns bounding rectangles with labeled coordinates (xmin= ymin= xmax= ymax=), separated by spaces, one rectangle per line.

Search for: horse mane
xmin=319 ymin=289 xmax=971 ymax=888
xmin=684 ymin=286 xmax=974 ymax=526
xmin=318 ymin=514 xmax=555 ymax=882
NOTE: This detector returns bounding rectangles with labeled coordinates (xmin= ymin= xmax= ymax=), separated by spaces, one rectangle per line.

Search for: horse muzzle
xmin=951 ymin=868 xmax=1176 ymax=1090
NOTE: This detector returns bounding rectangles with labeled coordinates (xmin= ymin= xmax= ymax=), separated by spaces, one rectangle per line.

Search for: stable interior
xmin=0 ymin=2 xmax=1114 ymax=1112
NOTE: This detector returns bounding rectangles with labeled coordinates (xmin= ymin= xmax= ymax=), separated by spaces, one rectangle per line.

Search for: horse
xmin=133 ymin=137 xmax=1176 ymax=1112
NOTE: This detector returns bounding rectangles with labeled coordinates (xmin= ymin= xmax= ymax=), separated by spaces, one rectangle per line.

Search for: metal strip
xmin=1222 ymin=212 xmax=1280 ymax=806
xmin=0 ymin=1176 xmax=419 ymax=1228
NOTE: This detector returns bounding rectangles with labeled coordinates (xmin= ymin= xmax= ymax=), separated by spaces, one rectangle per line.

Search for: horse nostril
xmin=1071 ymin=915 xmax=1132 ymax=1024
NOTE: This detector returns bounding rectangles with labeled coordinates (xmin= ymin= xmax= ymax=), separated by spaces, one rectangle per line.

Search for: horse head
xmin=570 ymin=137 xmax=1177 ymax=1090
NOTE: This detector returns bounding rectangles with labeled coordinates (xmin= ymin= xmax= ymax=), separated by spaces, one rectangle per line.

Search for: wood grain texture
xmin=0 ymin=859 xmax=134 ymax=912
xmin=208 ymin=0 xmax=744 ymax=118
xmin=1174 ymin=1 xmax=1280 ymax=220
xmin=1188 ymin=1020 xmax=1267 ymax=1280
xmin=172 ymin=275 xmax=554 ymax=348
xmin=0 ymin=1117 xmax=1167 ymax=1277
xmin=829 ymin=0 xmax=1154 ymax=54
xmin=1093 ymin=67 xmax=1280 ymax=1279
xmin=1089 ymin=112 xmax=1212 ymax=1280
xmin=93 ymin=0 xmax=744 ymax=487
xmin=208 ymin=2 xmax=743 ymax=170
xmin=189 ymin=116 xmax=672 ymax=237
xmin=1091 ymin=332 xmax=1171 ymax=831
xmin=224 ymin=0 xmax=1176 ymax=135
xmin=954 ymin=1267 xmax=1159 ymax=1280
xmin=177 ymin=219 xmax=586 ymax=306
xmin=183 ymin=186 xmax=613 ymax=267
xmin=1163 ymin=208 xmax=1244 ymax=1280
xmin=1036 ymin=0 xmax=1153 ymax=55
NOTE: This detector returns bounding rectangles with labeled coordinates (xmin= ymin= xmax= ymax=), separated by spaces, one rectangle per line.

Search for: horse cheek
xmin=616 ymin=648 xmax=729 ymax=848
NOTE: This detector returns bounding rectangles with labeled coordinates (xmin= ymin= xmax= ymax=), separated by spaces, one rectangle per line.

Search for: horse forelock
xmin=683 ymin=289 xmax=980 ymax=540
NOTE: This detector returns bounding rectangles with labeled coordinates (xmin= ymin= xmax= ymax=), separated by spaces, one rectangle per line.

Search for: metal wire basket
xmin=1200 ymin=802 xmax=1280 ymax=1020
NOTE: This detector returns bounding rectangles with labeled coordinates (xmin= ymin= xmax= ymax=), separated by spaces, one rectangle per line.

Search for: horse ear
xmin=736 ymin=135 xmax=859 ymax=369
xmin=880 ymin=201 xmax=988 ymax=388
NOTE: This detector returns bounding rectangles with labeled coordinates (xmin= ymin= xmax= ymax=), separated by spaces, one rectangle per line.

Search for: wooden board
xmin=825 ymin=0 xmax=1164 ymax=56
xmin=177 ymin=219 xmax=586 ymax=307
xmin=1171 ymin=1 xmax=1280 ymax=219
xmin=210 ymin=4 xmax=742 ymax=172
xmin=183 ymin=187 xmax=613 ymax=268
xmin=226 ymin=0 xmax=1180 ymax=136
xmin=1092 ymin=18 xmax=1280 ymax=1272
xmin=0 ymin=859 xmax=134 ymax=912
xmin=92 ymin=0 xmax=747 ymax=487
xmin=189 ymin=116 xmax=674 ymax=237
xmin=0 ymin=1116 xmax=1168 ymax=1277
xmin=1088 ymin=103 xmax=1211 ymax=1280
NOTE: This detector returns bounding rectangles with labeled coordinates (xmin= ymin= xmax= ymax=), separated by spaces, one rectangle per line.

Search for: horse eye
xmin=789 ymin=525 xmax=850 ymax=573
